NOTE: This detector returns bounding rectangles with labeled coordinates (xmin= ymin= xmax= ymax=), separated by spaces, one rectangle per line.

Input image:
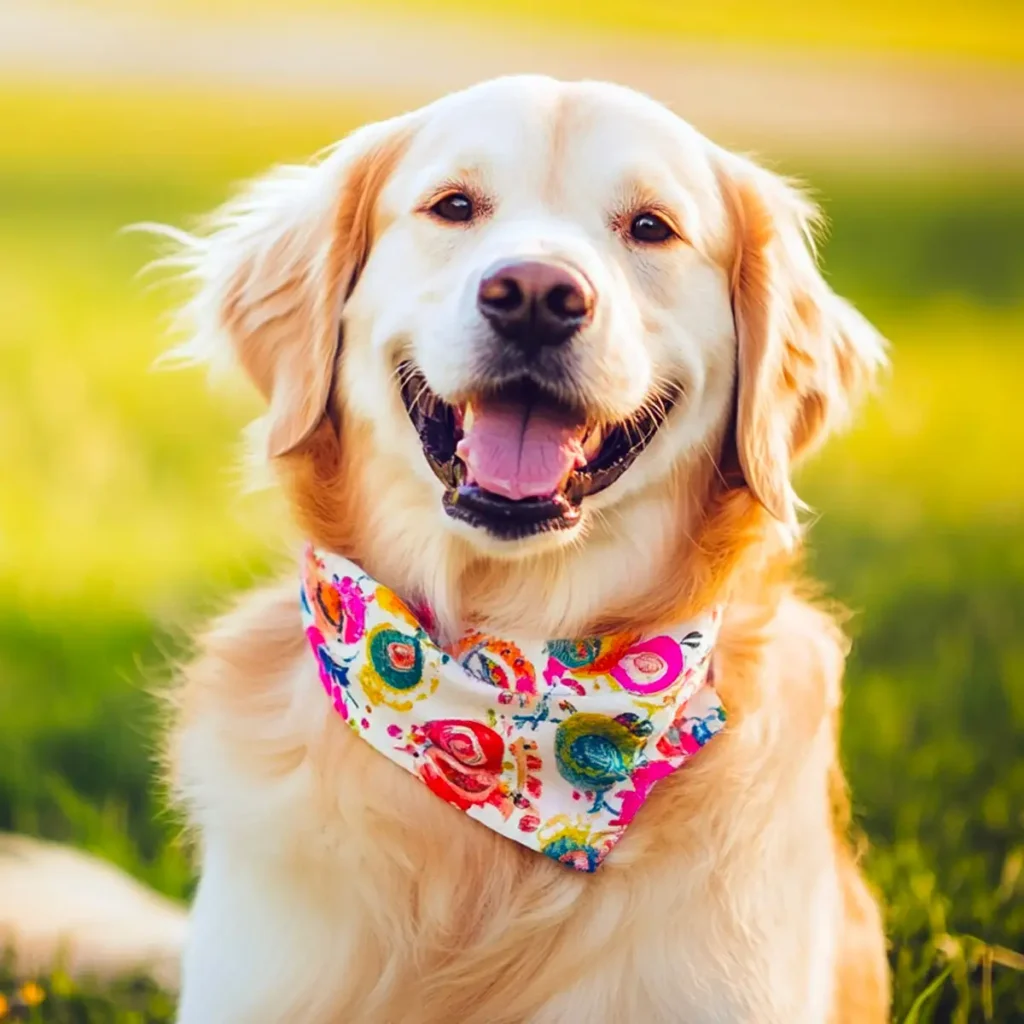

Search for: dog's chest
xmin=181 ymin=647 xmax=842 ymax=1023
xmin=287 ymin=699 xmax=842 ymax=1022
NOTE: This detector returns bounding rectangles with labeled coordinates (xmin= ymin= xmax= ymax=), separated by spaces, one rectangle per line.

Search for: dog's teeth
xmin=583 ymin=426 xmax=604 ymax=461
xmin=463 ymin=404 xmax=475 ymax=432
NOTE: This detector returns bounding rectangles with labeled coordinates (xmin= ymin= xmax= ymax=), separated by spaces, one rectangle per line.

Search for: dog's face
xmin=342 ymin=79 xmax=735 ymax=550
xmin=170 ymin=76 xmax=883 ymax=627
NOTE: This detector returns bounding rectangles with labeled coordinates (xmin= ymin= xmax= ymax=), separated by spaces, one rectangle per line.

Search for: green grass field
xmin=0 ymin=84 xmax=1022 ymax=1020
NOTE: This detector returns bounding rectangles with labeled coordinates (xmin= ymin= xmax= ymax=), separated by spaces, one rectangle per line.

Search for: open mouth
xmin=399 ymin=363 xmax=676 ymax=539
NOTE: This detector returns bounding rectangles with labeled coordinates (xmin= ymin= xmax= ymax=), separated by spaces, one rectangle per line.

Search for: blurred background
xmin=1 ymin=0 xmax=1022 ymax=1020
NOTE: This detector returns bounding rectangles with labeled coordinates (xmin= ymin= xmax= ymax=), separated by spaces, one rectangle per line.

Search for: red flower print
xmin=418 ymin=719 xmax=507 ymax=813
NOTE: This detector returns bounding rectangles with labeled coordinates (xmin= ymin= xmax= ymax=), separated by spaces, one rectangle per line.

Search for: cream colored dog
xmin=163 ymin=76 xmax=889 ymax=1023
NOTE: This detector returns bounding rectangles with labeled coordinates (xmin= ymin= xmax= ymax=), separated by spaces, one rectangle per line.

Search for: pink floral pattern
xmin=609 ymin=636 xmax=685 ymax=694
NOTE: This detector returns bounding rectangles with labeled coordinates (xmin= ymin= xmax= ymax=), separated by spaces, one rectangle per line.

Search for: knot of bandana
xmin=300 ymin=545 xmax=726 ymax=872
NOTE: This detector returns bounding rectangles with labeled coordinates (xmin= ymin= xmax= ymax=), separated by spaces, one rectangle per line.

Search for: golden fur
xmin=164 ymin=77 xmax=888 ymax=1022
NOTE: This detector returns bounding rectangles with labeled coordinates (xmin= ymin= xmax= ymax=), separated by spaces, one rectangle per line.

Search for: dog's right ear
xmin=155 ymin=115 xmax=414 ymax=458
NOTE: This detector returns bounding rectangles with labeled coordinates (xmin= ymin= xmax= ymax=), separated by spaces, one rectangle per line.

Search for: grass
xmin=0 ymin=84 xmax=1021 ymax=1020
xmin=0 ymin=964 xmax=175 ymax=1023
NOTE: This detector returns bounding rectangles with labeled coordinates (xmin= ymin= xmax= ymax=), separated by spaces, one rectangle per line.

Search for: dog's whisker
xmin=410 ymin=380 xmax=433 ymax=414
xmin=701 ymin=441 xmax=730 ymax=490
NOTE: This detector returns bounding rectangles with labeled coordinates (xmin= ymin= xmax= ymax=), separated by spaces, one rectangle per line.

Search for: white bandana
xmin=301 ymin=545 xmax=726 ymax=871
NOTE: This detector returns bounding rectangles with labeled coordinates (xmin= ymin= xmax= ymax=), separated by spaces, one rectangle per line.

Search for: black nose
xmin=477 ymin=259 xmax=595 ymax=352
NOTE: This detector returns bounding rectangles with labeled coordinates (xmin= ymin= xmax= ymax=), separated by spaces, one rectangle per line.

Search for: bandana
xmin=300 ymin=545 xmax=726 ymax=872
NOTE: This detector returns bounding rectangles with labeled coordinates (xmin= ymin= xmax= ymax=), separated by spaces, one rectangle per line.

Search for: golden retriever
xmin=161 ymin=75 xmax=889 ymax=1023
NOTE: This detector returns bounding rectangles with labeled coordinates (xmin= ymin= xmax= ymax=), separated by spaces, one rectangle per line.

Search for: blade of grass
xmin=902 ymin=966 xmax=953 ymax=1024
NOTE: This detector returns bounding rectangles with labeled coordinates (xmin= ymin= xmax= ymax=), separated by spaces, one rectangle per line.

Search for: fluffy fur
xmin=162 ymin=76 xmax=889 ymax=1022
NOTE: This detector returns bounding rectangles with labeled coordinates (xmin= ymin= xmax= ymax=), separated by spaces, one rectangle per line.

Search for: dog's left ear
xmin=714 ymin=152 xmax=887 ymax=539
xmin=160 ymin=114 xmax=414 ymax=458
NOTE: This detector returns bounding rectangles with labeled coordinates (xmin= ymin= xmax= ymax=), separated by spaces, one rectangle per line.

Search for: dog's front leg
xmin=176 ymin=839 xmax=352 ymax=1024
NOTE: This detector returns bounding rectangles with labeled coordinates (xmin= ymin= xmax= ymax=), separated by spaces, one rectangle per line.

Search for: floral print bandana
xmin=301 ymin=545 xmax=726 ymax=872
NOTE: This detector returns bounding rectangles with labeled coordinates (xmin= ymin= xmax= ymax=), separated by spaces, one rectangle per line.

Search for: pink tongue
xmin=456 ymin=399 xmax=587 ymax=500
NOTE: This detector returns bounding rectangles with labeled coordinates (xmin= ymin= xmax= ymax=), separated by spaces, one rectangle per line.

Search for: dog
xmin=161 ymin=75 xmax=889 ymax=1023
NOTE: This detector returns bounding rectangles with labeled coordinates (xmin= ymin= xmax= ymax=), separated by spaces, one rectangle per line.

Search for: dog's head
xmin=167 ymin=77 xmax=884 ymax=631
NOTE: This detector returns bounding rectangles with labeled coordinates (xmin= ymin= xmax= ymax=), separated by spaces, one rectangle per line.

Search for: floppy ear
xmin=715 ymin=153 xmax=887 ymax=537
xmin=160 ymin=115 xmax=413 ymax=458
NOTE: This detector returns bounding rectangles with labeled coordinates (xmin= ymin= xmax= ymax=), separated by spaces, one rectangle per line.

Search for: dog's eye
xmin=430 ymin=192 xmax=474 ymax=224
xmin=629 ymin=212 xmax=675 ymax=244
